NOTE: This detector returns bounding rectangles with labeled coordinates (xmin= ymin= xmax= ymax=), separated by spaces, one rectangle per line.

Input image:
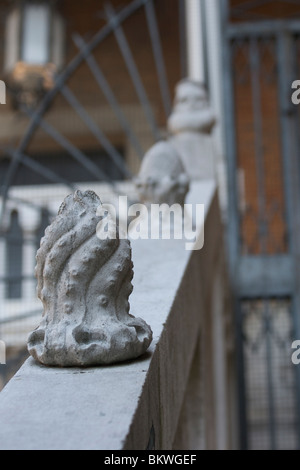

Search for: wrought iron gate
xmin=222 ymin=2 xmax=300 ymax=449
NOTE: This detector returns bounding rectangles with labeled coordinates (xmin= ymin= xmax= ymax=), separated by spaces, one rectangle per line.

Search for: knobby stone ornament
xmin=133 ymin=140 xmax=190 ymax=241
xmin=27 ymin=190 xmax=152 ymax=366
xmin=135 ymin=140 xmax=189 ymax=206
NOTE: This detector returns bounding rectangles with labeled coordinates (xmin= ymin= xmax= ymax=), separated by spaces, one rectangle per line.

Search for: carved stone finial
xmin=27 ymin=190 xmax=152 ymax=367
xmin=167 ymin=79 xmax=216 ymax=135
xmin=135 ymin=140 xmax=189 ymax=206
xmin=167 ymin=79 xmax=216 ymax=180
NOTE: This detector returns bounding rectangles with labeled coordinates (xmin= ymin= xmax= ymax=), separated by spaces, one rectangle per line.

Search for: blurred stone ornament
xmin=168 ymin=79 xmax=216 ymax=180
xmin=135 ymin=140 xmax=189 ymax=206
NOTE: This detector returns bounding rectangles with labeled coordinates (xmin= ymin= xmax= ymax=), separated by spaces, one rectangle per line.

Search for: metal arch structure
xmin=0 ymin=0 xmax=182 ymax=323
xmin=0 ymin=0 xmax=175 ymax=223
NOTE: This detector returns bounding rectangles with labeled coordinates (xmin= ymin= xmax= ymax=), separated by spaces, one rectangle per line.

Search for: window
xmin=21 ymin=4 xmax=50 ymax=65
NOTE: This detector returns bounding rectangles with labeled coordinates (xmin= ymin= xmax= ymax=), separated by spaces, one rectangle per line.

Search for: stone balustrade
xmin=0 ymin=180 xmax=236 ymax=450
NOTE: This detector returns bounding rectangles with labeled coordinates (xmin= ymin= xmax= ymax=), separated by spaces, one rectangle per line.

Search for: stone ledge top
xmin=0 ymin=180 xmax=216 ymax=450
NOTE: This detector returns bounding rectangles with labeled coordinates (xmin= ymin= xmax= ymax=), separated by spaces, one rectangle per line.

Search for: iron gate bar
xmin=277 ymin=33 xmax=298 ymax=272
xmin=22 ymin=107 xmax=121 ymax=189
xmin=294 ymin=37 xmax=300 ymax=193
xmin=60 ymin=85 xmax=132 ymax=178
xmin=249 ymin=37 xmax=268 ymax=254
xmin=73 ymin=33 xmax=145 ymax=160
xmin=237 ymin=256 xmax=294 ymax=297
xmin=5 ymin=210 xmax=23 ymax=299
xmin=105 ymin=3 xmax=161 ymax=142
xmin=227 ymin=19 xmax=300 ymax=37
xmin=233 ymin=39 xmax=250 ymax=85
xmin=144 ymin=0 xmax=172 ymax=119
xmin=235 ymin=299 xmax=248 ymax=449
xmin=264 ymin=300 xmax=277 ymax=449
xmin=221 ymin=0 xmax=240 ymax=286
xmin=3 ymin=147 xmax=75 ymax=191
xmin=222 ymin=1 xmax=248 ymax=447
xmin=0 ymin=0 xmax=151 ymax=221
xmin=20 ymin=110 xmax=138 ymax=203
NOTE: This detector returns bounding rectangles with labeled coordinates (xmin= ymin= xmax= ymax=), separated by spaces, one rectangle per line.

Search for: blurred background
xmin=1 ymin=0 xmax=300 ymax=450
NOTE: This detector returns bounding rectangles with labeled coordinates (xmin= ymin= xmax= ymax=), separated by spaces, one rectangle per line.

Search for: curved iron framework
xmin=0 ymin=0 xmax=183 ymax=326
xmin=0 ymin=0 xmax=175 ymax=222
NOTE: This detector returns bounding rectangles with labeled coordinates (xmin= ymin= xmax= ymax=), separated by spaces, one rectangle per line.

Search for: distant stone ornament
xmin=27 ymin=190 xmax=152 ymax=367
xmin=135 ymin=140 xmax=189 ymax=206
xmin=167 ymin=79 xmax=216 ymax=180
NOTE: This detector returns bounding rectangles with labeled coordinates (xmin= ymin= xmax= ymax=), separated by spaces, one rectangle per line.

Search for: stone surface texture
xmin=27 ymin=190 xmax=152 ymax=366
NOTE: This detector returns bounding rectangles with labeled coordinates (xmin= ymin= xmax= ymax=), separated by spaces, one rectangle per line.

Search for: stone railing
xmin=0 ymin=179 xmax=236 ymax=450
